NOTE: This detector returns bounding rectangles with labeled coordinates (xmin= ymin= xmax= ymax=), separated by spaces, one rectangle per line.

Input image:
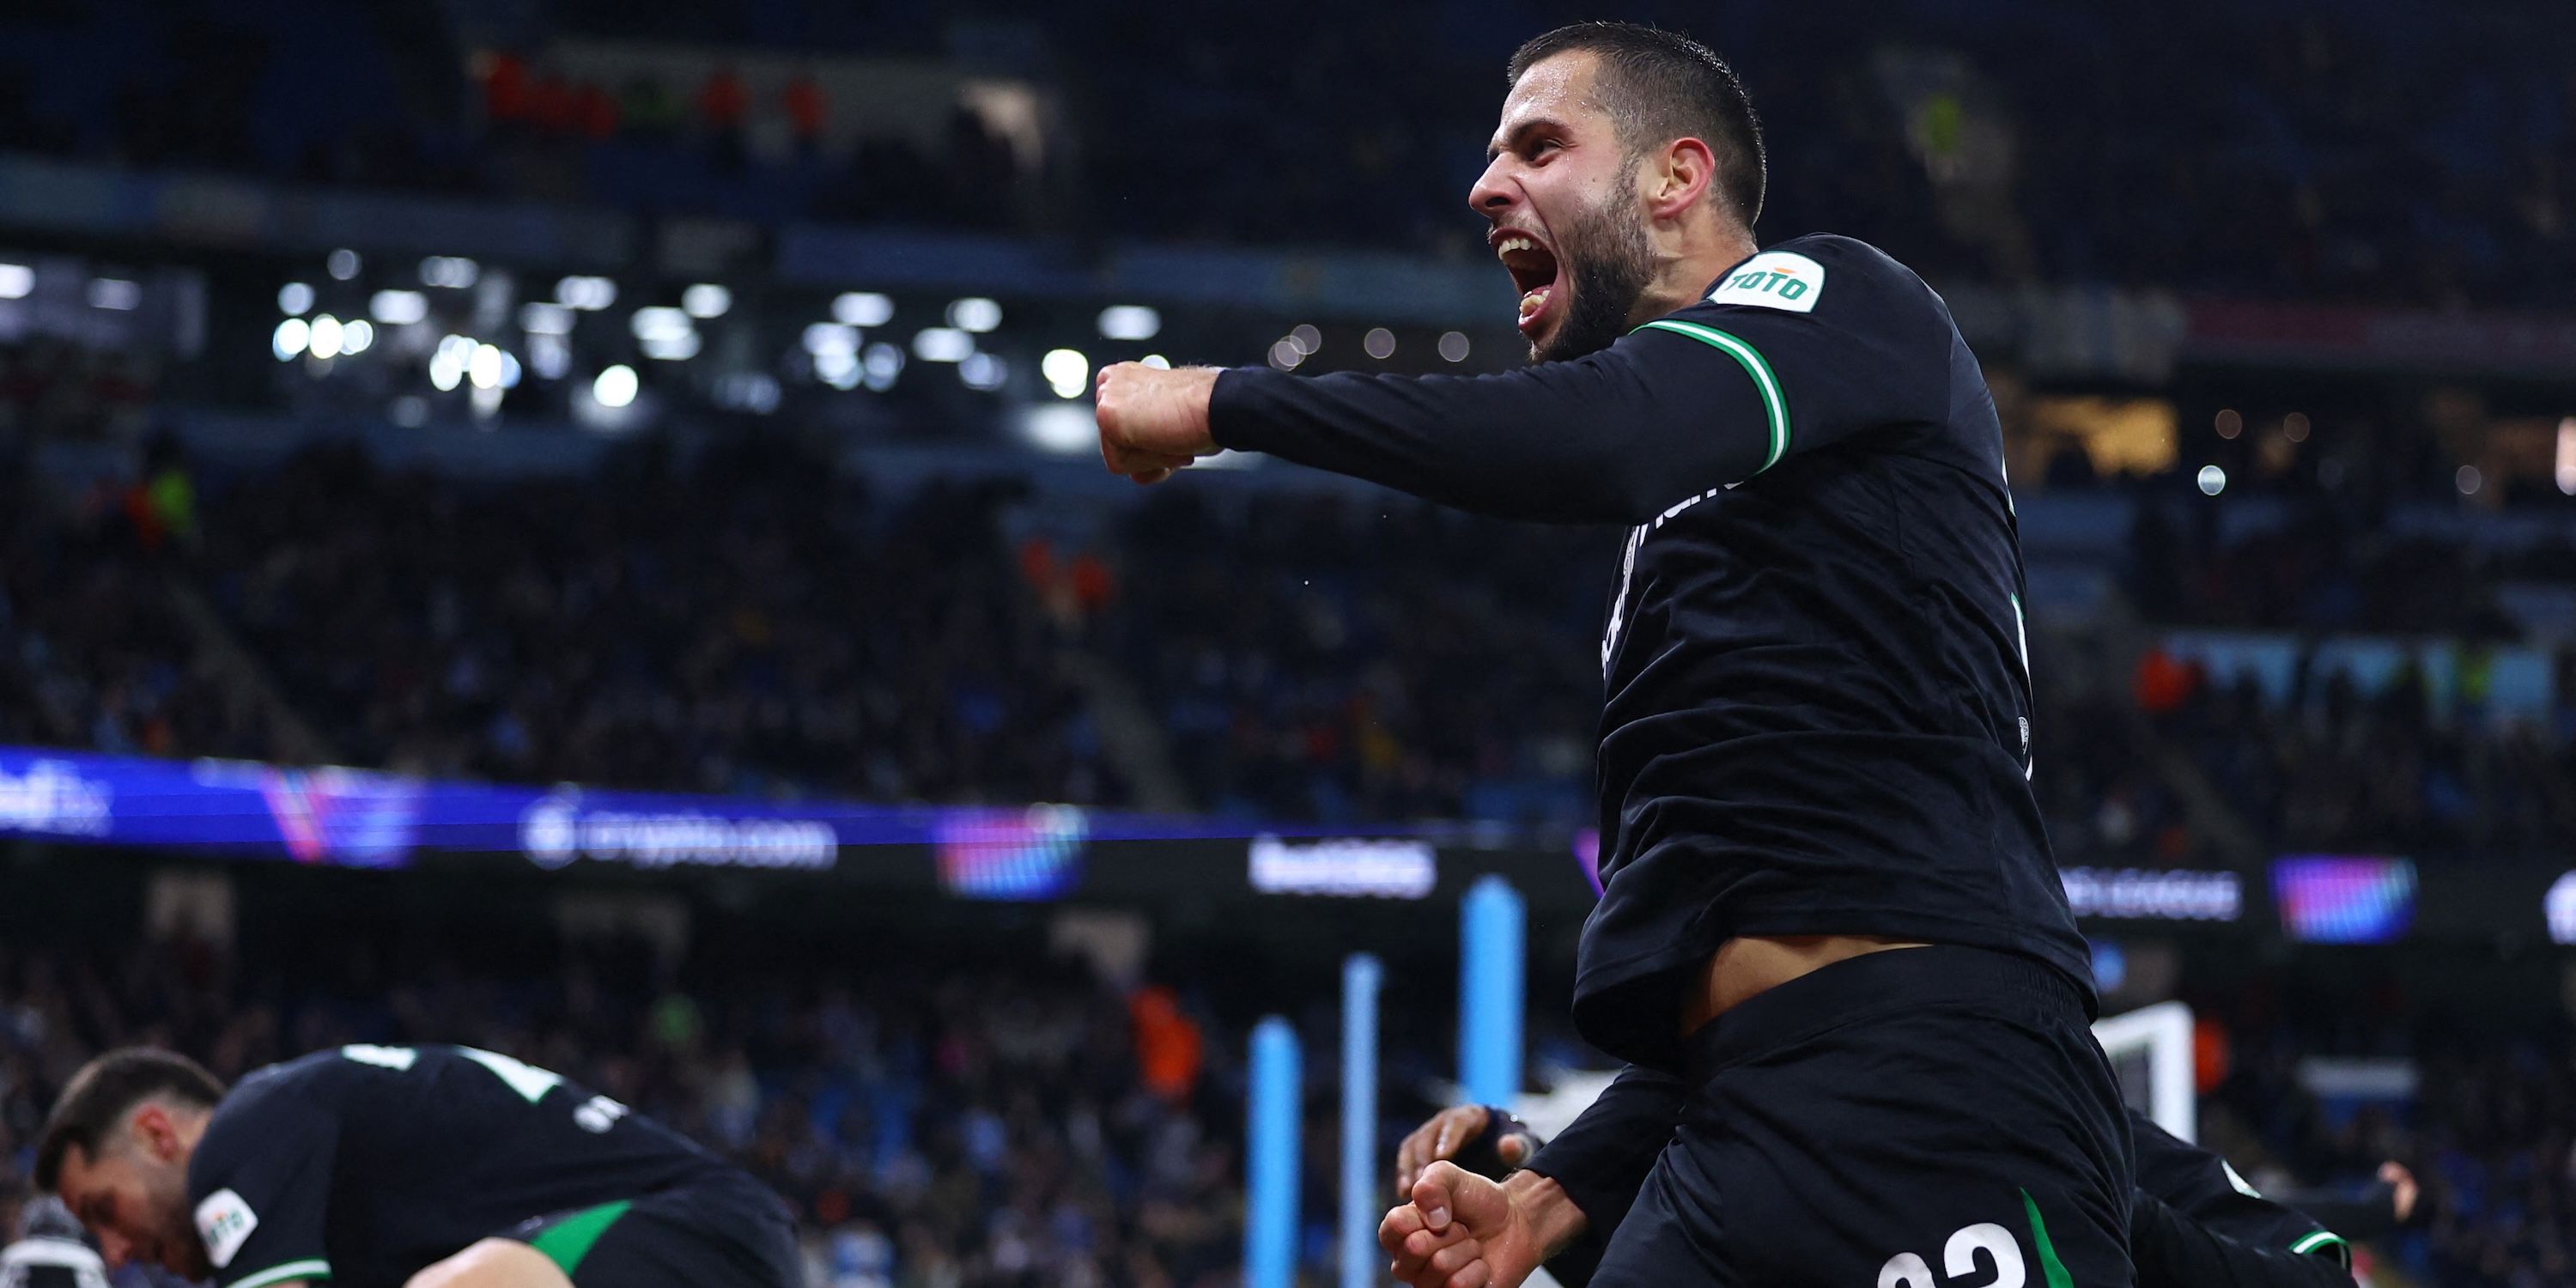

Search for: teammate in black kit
xmin=33 ymin=1045 xmax=799 ymax=1288
xmin=1097 ymin=20 xmax=2129 ymax=1287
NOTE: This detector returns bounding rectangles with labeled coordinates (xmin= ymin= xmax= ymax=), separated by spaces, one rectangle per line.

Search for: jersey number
xmin=341 ymin=1044 xmax=562 ymax=1103
xmin=1877 ymin=1223 xmax=2025 ymax=1288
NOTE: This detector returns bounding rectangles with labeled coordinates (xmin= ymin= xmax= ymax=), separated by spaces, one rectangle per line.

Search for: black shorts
xmin=507 ymin=1170 xmax=800 ymax=1288
xmin=1591 ymin=945 xmax=2134 ymax=1287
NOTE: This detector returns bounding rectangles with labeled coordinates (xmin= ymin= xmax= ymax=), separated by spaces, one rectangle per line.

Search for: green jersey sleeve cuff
xmin=228 ymin=1258 xmax=331 ymax=1288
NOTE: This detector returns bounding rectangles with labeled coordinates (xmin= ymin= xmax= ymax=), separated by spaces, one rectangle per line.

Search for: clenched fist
xmin=1095 ymin=362 xmax=1224 ymax=483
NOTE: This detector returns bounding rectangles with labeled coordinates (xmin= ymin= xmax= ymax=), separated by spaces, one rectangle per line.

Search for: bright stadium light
xmin=370 ymin=289 xmax=428 ymax=325
xmin=834 ymin=292 xmax=894 ymax=326
xmin=629 ymin=307 xmax=692 ymax=343
xmin=88 ymin=279 xmax=140 ymax=311
xmin=912 ymin=327 xmax=972 ymax=362
xmin=467 ymin=343 xmax=504 ymax=390
xmin=945 ymin=297 xmax=1002 ymax=333
xmin=802 ymin=322 xmax=859 ymax=357
xmin=2196 ymin=465 xmax=2227 ymax=496
xmin=1364 ymin=327 xmax=1396 ymax=359
xmin=419 ymin=256 xmax=480 ymax=289
xmin=815 ymin=349 xmax=861 ymax=390
xmin=1042 ymin=349 xmax=1089 ymax=399
xmin=519 ymin=302 xmax=574 ymax=335
xmin=861 ymin=343 xmax=904 ymax=391
xmin=556 ymin=276 xmax=617 ymax=311
xmin=1098 ymin=306 xmax=1161 ymax=341
xmin=682 ymin=284 xmax=732 ymax=319
xmin=278 ymin=282 xmax=315 ymax=314
xmin=1019 ymin=404 xmax=1095 ymax=454
xmin=640 ymin=332 xmax=702 ymax=361
xmin=308 ymin=314 xmax=345 ymax=360
xmin=0 ymin=264 xmax=32 ymax=300
xmin=1289 ymin=324 xmax=1321 ymax=355
xmin=272 ymin=318 xmax=311 ymax=361
xmin=961 ymin=352 xmax=1007 ymax=391
xmin=1141 ymin=354 xmax=1171 ymax=369
xmin=428 ymin=349 xmax=464 ymax=392
xmin=327 ymin=249 xmax=361 ymax=281
xmin=1438 ymin=331 xmax=1471 ymax=361
xmin=1268 ymin=339 xmax=1303 ymax=370
xmin=341 ymin=319 xmax=375 ymax=355
xmin=593 ymin=364 xmax=639 ymax=409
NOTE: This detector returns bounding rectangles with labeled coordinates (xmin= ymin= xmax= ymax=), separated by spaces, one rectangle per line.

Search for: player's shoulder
xmin=1676 ymin=233 xmax=1947 ymax=329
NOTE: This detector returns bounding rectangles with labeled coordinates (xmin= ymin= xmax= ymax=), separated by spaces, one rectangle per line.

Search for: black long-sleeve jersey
xmin=1211 ymin=234 xmax=2089 ymax=1066
xmin=185 ymin=1045 xmax=738 ymax=1288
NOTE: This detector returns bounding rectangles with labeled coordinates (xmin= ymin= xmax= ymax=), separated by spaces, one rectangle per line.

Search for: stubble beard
xmin=1532 ymin=192 xmax=1656 ymax=365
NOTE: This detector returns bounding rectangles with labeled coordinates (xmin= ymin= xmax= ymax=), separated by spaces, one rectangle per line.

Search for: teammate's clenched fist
xmin=1094 ymin=362 xmax=1222 ymax=483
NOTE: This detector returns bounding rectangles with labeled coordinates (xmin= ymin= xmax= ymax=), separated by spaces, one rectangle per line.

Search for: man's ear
xmin=131 ymin=1103 xmax=185 ymax=1163
xmin=1646 ymin=137 xmax=1718 ymax=223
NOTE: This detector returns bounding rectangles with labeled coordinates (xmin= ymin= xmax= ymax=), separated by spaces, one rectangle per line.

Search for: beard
xmin=1533 ymin=191 xmax=1656 ymax=364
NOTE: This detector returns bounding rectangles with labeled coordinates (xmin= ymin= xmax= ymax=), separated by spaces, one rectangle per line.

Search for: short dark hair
xmin=33 ymin=1048 xmax=226 ymax=1192
xmin=1507 ymin=22 xmax=1767 ymax=227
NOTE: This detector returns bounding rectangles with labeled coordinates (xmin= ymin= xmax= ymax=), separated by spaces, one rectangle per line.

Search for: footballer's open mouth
xmin=1492 ymin=227 xmax=1564 ymax=337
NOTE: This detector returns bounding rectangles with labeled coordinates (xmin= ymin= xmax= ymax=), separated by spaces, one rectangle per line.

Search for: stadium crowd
xmin=2 ymin=0 xmax=2569 ymax=304
xmin=2 ymin=427 xmax=2568 ymax=863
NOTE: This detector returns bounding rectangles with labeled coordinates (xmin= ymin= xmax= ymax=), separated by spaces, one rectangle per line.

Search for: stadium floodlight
xmin=1041 ymin=349 xmax=1089 ymax=399
xmin=272 ymin=318 xmax=311 ymax=362
xmin=2196 ymin=465 xmax=2226 ymax=496
xmin=1438 ymin=331 xmax=1471 ymax=362
xmin=945 ymin=297 xmax=1002 ymax=333
xmin=88 ymin=279 xmax=140 ymax=311
xmin=1289 ymin=324 xmax=1321 ymax=355
xmin=420 ymin=256 xmax=480 ymax=289
xmin=629 ymin=307 xmax=692 ymax=343
xmin=1018 ymin=404 xmax=1097 ymax=454
xmin=327 ymin=249 xmax=361 ymax=281
xmin=278 ymin=282 xmax=315 ymax=315
xmin=308 ymin=314 xmax=345 ymax=360
xmin=639 ymin=331 xmax=702 ymax=361
xmin=593 ymin=364 xmax=639 ymax=409
xmin=341 ymin=319 xmax=375 ymax=355
xmin=519 ymin=302 xmax=574 ymax=336
xmin=682 ymin=284 xmax=732 ymax=319
xmin=1141 ymin=355 xmax=1171 ymax=369
xmin=370 ymin=289 xmax=428 ymax=325
xmin=861 ymin=343 xmax=903 ymax=390
xmin=834 ymin=292 xmax=894 ymax=327
xmin=1097 ymin=306 xmax=1161 ymax=341
xmin=961 ymin=352 xmax=1007 ymax=391
xmin=0 ymin=264 xmax=32 ymax=300
xmin=815 ymin=349 xmax=861 ymax=390
xmin=467 ymin=343 xmax=504 ymax=390
xmin=529 ymin=333 xmax=571 ymax=381
xmin=802 ymin=322 xmax=860 ymax=357
xmin=912 ymin=328 xmax=973 ymax=362
xmin=1267 ymin=339 xmax=1303 ymax=370
xmin=428 ymin=349 xmax=465 ymax=392
xmin=1364 ymin=327 xmax=1396 ymax=360
xmin=556 ymin=276 xmax=617 ymax=311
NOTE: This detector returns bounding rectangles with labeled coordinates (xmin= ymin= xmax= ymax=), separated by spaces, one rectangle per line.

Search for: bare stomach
xmin=1680 ymin=935 xmax=1933 ymax=1036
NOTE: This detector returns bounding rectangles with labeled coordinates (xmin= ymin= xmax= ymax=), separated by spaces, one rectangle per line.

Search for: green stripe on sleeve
xmin=1631 ymin=319 xmax=1791 ymax=474
xmin=528 ymin=1199 xmax=635 ymax=1276
xmin=230 ymin=1259 xmax=331 ymax=1288
xmin=2019 ymin=1188 xmax=2076 ymax=1288
xmin=2289 ymin=1230 xmax=2351 ymax=1265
